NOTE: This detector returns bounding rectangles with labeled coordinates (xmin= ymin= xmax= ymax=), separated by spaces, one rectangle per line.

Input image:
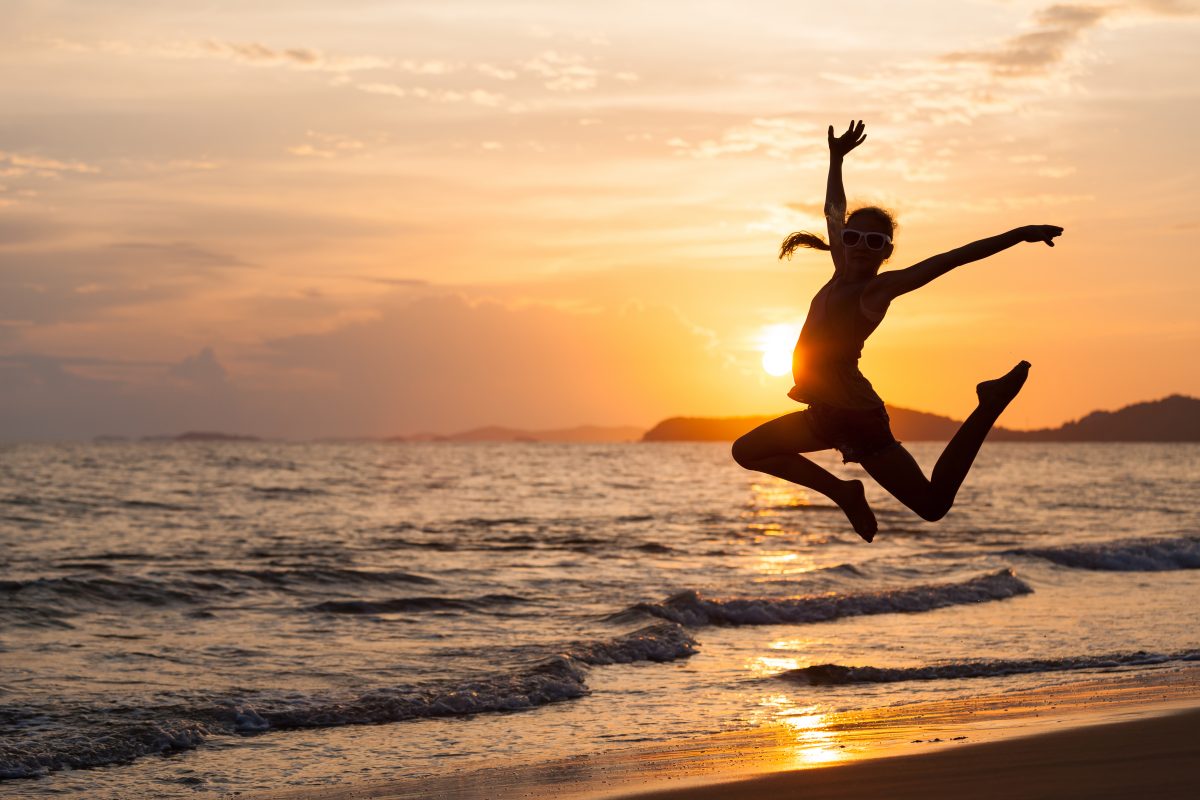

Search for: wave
xmin=0 ymin=720 xmax=213 ymax=780
xmin=564 ymin=622 xmax=698 ymax=665
xmin=0 ymin=567 xmax=440 ymax=626
xmin=1 ymin=575 xmax=199 ymax=611
xmin=249 ymin=485 xmax=326 ymax=497
xmin=613 ymin=569 xmax=1032 ymax=628
xmin=0 ymin=623 xmax=694 ymax=779
xmin=185 ymin=566 xmax=438 ymax=586
xmin=307 ymin=594 xmax=529 ymax=615
xmin=120 ymin=499 xmax=199 ymax=511
xmin=1008 ymin=536 xmax=1200 ymax=571
xmin=779 ymin=649 xmax=1200 ymax=686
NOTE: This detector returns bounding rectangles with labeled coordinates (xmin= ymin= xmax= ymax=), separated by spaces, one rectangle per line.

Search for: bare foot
xmin=976 ymin=360 xmax=1031 ymax=413
xmin=837 ymin=479 xmax=877 ymax=543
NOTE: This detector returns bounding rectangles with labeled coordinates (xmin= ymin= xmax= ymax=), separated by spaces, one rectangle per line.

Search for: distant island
xmin=387 ymin=425 xmax=645 ymax=443
xmin=641 ymin=395 xmax=1200 ymax=443
xmin=98 ymin=431 xmax=264 ymax=443
xmin=89 ymin=396 xmax=1198 ymax=444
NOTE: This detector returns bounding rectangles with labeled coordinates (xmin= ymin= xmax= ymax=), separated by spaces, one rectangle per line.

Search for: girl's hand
xmin=1019 ymin=225 xmax=1064 ymax=246
xmin=828 ymin=120 xmax=867 ymax=158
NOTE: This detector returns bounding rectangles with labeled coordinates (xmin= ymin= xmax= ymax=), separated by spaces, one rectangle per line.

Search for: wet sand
xmin=619 ymin=708 xmax=1200 ymax=800
xmin=253 ymin=668 xmax=1200 ymax=800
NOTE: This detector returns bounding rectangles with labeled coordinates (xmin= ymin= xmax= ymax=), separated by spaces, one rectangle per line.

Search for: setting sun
xmin=760 ymin=324 xmax=800 ymax=377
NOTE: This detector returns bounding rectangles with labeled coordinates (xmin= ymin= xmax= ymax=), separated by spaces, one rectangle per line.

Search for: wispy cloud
xmin=667 ymin=118 xmax=821 ymax=160
xmin=355 ymin=82 xmax=508 ymax=107
xmin=941 ymin=1 xmax=1199 ymax=78
xmin=0 ymin=150 xmax=100 ymax=176
xmin=941 ymin=4 xmax=1112 ymax=77
xmin=286 ymin=131 xmax=369 ymax=159
xmin=179 ymin=39 xmax=390 ymax=73
xmin=37 ymin=35 xmax=391 ymax=73
xmin=521 ymin=50 xmax=601 ymax=92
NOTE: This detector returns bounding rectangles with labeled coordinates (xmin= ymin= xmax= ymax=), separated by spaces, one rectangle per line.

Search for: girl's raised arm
xmin=825 ymin=120 xmax=867 ymax=274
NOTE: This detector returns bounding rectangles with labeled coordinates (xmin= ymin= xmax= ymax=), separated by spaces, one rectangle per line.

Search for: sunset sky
xmin=2 ymin=0 xmax=1198 ymax=439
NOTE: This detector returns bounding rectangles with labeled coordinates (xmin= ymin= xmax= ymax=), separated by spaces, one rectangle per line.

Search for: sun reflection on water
xmin=755 ymin=696 xmax=851 ymax=767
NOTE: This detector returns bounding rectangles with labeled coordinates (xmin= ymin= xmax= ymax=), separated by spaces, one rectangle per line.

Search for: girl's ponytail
xmin=779 ymin=231 xmax=831 ymax=260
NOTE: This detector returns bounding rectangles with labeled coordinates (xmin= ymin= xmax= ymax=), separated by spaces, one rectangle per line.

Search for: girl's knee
xmin=915 ymin=498 xmax=951 ymax=522
xmin=731 ymin=436 xmax=759 ymax=469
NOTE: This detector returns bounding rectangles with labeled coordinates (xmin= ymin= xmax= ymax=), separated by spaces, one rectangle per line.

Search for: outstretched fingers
xmin=1021 ymin=224 xmax=1064 ymax=246
xmin=829 ymin=119 xmax=868 ymax=156
xmin=1038 ymin=225 xmax=1064 ymax=246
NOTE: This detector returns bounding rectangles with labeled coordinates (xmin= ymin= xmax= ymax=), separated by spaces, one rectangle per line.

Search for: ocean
xmin=2 ymin=441 xmax=1198 ymax=798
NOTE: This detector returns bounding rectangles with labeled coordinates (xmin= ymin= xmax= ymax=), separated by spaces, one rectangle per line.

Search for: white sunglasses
xmin=841 ymin=229 xmax=892 ymax=251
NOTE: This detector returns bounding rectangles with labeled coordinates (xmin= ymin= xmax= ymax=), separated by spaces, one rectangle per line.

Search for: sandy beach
xmin=619 ymin=707 xmax=1200 ymax=800
xmin=253 ymin=668 xmax=1200 ymax=800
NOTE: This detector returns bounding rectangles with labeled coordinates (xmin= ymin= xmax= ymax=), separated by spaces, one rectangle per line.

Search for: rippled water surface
xmin=1 ymin=441 xmax=1197 ymax=797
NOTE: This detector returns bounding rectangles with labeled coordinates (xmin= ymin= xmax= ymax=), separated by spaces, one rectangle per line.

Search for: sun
xmin=759 ymin=324 xmax=798 ymax=377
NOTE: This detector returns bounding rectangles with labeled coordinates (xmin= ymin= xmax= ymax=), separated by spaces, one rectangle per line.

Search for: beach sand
xmin=253 ymin=667 xmax=1200 ymax=800
xmin=618 ymin=707 xmax=1200 ymax=800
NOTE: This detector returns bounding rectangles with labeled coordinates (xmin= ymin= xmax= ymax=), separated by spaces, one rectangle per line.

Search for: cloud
xmin=521 ymin=50 xmax=601 ymax=92
xmin=355 ymin=82 xmax=508 ymax=107
xmin=0 ymin=352 xmax=241 ymax=440
xmin=477 ymin=63 xmax=518 ymax=80
xmin=191 ymin=39 xmax=390 ymax=73
xmin=352 ymin=276 xmax=430 ymax=288
xmin=941 ymin=4 xmax=1111 ymax=77
xmin=0 ymin=242 xmax=251 ymax=326
xmin=0 ymin=292 xmax=757 ymax=439
xmin=286 ymin=130 xmax=369 ymax=159
xmin=668 ymin=117 xmax=821 ymax=160
xmin=0 ymin=213 xmax=64 ymax=246
xmin=168 ymin=346 xmax=228 ymax=387
xmin=939 ymin=1 xmax=1199 ymax=80
xmin=1127 ymin=0 xmax=1200 ymax=15
xmin=246 ymin=293 xmax=746 ymax=434
xmin=0 ymin=149 xmax=100 ymax=177
xmin=108 ymin=241 xmax=252 ymax=269
xmin=38 ymin=35 xmax=391 ymax=73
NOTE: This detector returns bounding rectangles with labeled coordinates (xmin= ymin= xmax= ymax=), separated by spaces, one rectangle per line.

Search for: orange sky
xmin=1 ymin=1 xmax=1198 ymax=438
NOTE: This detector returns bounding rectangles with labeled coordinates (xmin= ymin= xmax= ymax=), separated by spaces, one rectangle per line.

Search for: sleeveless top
xmin=788 ymin=276 xmax=886 ymax=409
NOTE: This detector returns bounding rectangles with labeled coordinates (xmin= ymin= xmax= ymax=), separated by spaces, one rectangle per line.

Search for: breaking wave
xmin=1008 ymin=536 xmax=1200 ymax=571
xmin=0 ymin=622 xmax=695 ymax=779
xmin=779 ymin=649 xmax=1200 ymax=686
xmin=613 ymin=569 xmax=1032 ymax=627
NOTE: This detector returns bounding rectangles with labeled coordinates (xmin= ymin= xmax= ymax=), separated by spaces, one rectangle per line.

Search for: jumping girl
xmin=731 ymin=120 xmax=1063 ymax=542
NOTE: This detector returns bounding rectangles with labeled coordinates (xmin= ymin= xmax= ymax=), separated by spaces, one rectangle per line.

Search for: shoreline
xmin=250 ymin=666 xmax=1200 ymax=800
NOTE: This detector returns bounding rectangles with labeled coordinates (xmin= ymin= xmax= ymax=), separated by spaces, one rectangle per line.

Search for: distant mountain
xmin=390 ymin=425 xmax=645 ymax=443
xmin=642 ymin=395 xmax=1200 ymax=443
xmin=169 ymin=431 xmax=262 ymax=442
xmin=641 ymin=406 xmax=962 ymax=443
xmin=989 ymin=395 xmax=1200 ymax=442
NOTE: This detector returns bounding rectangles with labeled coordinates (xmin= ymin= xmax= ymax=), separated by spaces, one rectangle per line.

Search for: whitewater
xmin=1 ymin=441 xmax=1197 ymax=797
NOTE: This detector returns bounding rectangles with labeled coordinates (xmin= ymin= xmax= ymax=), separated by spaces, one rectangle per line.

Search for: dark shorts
xmin=802 ymin=403 xmax=900 ymax=464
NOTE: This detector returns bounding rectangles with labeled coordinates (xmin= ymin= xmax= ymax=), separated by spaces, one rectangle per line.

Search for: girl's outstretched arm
xmin=825 ymin=120 xmax=867 ymax=274
xmin=863 ymin=224 xmax=1063 ymax=309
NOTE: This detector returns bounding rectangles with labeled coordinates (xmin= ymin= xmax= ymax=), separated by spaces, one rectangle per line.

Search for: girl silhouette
xmin=732 ymin=120 xmax=1063 ymax=542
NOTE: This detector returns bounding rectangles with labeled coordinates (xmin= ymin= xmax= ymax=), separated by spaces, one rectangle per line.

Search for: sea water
xmin=1 ymin=441 xmax=1197 ymax=797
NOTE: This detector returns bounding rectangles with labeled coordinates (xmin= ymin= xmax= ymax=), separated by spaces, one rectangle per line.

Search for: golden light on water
xmin=755 ymin=698 xmax=851 ymax=767
xmin=758 ymin=324 xmax=799 ymax=377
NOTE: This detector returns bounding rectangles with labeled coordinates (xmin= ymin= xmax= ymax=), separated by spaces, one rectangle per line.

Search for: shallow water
xmin=1 ymin=441 xmax=1197 ymax=797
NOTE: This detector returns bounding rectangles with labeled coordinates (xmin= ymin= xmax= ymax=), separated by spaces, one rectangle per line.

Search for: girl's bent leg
xmin=860 ymin=361 xmax=1030 ymax=521
xmin=732 ymin=412 xmax=878 ymax=542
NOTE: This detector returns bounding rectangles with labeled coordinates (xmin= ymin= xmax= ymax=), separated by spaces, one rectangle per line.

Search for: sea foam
xmin=0 ymin=623 xmax=695 ymax=779
xmin=614 ymin=569 xmax=1032 ymax=628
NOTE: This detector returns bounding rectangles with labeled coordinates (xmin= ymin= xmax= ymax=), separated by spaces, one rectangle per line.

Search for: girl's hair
xmin=779 ymin=206 xmax=897 ymax=260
